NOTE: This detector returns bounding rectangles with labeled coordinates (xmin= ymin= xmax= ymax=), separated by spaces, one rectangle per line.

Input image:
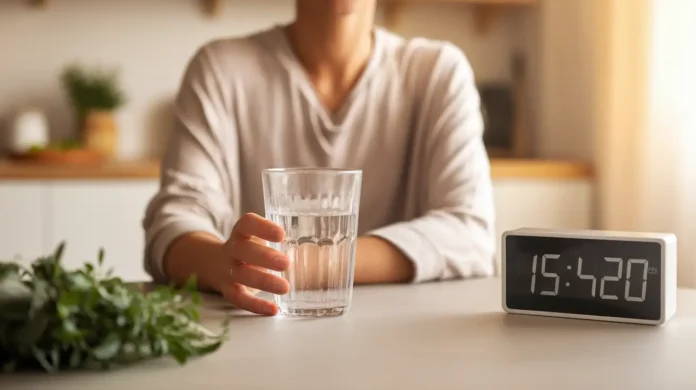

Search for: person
xmin=142 ymin=0 xmax=496 ymax=316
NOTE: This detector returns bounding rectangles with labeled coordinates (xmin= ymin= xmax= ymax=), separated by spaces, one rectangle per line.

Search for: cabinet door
xmin=493 ymin=179 xmax=594 ymax=274
xmin=47 ymin=181 xmax=159 ymax=282
xmin=0 ymin=182 xmax=47 ymax=266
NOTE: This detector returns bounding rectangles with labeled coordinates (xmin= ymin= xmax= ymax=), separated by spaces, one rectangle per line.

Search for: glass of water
xmin=262 ymin=168 xmax=362 ymax=318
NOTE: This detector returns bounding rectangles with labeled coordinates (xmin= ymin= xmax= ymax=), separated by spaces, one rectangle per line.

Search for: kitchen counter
xmin=0 ymin=158 xmax=593 ymax=180
xmin=3 ymin=278 xmax=695 ymax=390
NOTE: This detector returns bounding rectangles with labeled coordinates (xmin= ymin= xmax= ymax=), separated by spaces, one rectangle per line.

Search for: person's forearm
xmin=163 ymin=233 xmax=414 ymax=293
xmin=163 ymin=232 xmax=228 ymax=293
xmin=353 ymin=236 xmax=415 ymax=284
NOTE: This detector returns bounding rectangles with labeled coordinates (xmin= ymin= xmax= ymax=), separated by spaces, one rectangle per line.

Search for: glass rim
xmin=263 ymin=167 xmax=362 ymax=175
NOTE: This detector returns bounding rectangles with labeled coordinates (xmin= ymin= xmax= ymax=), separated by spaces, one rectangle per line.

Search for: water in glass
xmin=268 ymin=210 xmax=358 ymax=317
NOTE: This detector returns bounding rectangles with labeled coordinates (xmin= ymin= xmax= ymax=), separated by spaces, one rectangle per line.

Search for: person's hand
xmin=219 ymin=213 xmax=291 ymax=315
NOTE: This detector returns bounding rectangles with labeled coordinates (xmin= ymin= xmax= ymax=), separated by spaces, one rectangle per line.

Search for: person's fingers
xmin=222 ymin=283 xmax=278 ymax=316
xmin=229 ymin=239 xmax=290 ymax=271
xmin=249 ymin=236 xmax=268 ymax=246
xmin=231 ymin=263 xmax=290 ymax=295
xmin=232 ymin=213 xmax=285 ymax=242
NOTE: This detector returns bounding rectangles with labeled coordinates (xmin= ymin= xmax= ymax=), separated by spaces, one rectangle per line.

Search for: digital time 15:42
xmin=530 ymin=255 xmax=653 ymax=302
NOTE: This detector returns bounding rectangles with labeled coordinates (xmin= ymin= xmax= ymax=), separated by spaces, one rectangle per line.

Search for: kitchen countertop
xmin=0 ymin=160 xmax=160 ymax=180
xmin=0 ymin=158 xmax=593 ymax=180
xmin=3 ymin=277 xmax=695 ymax=389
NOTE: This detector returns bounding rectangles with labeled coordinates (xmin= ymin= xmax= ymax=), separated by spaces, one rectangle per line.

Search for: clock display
xmin=504 ymin=234 xmax=663 ymax=321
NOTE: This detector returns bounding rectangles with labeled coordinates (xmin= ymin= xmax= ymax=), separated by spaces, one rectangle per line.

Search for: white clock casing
xmin=502 ymin=228 xmax=677 ymax=326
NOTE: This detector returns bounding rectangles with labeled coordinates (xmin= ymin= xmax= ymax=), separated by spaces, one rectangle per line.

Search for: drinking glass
xmin=262 ymin=168 xmax=362 ymax=318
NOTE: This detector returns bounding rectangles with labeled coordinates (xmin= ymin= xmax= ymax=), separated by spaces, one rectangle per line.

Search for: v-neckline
xmin=270 ymin=25 xmax=386 ymax=138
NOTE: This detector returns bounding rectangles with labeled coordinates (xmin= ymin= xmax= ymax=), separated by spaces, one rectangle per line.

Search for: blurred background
xmin=0 ymin=0 xmax=693 ymax=285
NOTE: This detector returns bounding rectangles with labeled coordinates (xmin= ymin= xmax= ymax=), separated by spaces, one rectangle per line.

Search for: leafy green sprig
xmin=0 ymin=243 xmax=228 ymax=373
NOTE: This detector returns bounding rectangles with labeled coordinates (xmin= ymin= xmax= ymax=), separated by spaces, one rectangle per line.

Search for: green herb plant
xmin=28 ymin=138 xmax=84 ymax=153
xmin=0 ymin=242 xmax=228 ymax=373
xmin=60 ymin=64 xmax=127 ymax=119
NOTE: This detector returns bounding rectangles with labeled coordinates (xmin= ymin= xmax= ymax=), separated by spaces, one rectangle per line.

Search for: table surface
xmin=4 ymin=277 xmax=696 ymax=390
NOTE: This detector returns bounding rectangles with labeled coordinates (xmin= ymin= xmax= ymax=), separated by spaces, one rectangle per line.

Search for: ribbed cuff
xmin=366 ymin=222 xmax=444 ymax=283
xmin=145 ymin=219 xmax=225 ymax=283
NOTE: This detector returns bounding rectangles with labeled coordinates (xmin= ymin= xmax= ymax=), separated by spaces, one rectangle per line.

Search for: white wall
xmin=536 ymin=0 xmax=596 ymax=161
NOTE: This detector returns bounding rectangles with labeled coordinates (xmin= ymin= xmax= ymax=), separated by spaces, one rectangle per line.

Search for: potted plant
xmin=60 ymin=64 xmax=126 ymax=158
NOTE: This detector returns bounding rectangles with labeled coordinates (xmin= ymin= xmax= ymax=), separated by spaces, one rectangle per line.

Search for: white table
xmin=4 ymin=278 xmax=696 ymax=389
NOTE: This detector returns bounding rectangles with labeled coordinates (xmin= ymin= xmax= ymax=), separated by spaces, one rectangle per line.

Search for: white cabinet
xmin=0 ymin=182 xmax=47 ymax=265
xmin=0 ymin=177 xmax=593 ymax=281
xmin=492 ymin=179 xmax=594 ymax=273
xmin=46 ymin=181 xmax=159 ymax=282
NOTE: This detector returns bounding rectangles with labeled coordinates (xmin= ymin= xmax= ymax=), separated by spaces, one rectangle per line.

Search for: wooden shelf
xmin=381 ymin=0 xmax=537 ymax=33
xmin=25 ymin=0 xmax=535 ymax=22
xmin=0 ymin=158 xmax=593 ymax=181
xmin=0 ymin=160 xmax=160 ymax=180
xmin=26 ymin=0 xmax=224 ymax=17
xmin=382 ymin=0 xmax=536 ymax=4
xmin=490 ymin=159 xmax=594 ymax=180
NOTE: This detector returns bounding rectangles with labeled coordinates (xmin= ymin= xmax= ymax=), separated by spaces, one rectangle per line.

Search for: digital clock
xmin=502 ymin=228 xmax=677 ymax=325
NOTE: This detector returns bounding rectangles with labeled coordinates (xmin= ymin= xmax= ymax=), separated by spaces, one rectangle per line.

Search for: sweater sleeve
xmin=142 ymin=45 xmax=235 ymax=283
xmin=366 ymin=44 xmax=496 ymax=283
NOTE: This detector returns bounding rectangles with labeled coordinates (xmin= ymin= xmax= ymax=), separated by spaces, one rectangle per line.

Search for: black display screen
xmin=504 ymin=235 xmax=662 ymax=320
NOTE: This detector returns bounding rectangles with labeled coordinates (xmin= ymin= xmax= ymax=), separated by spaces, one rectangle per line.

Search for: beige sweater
xmin=142 ymin=25 xmax=496 ymax=284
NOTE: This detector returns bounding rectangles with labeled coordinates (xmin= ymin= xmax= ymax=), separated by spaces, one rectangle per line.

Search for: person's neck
xmin=285 ymin=7 xmax=375 ymax=112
